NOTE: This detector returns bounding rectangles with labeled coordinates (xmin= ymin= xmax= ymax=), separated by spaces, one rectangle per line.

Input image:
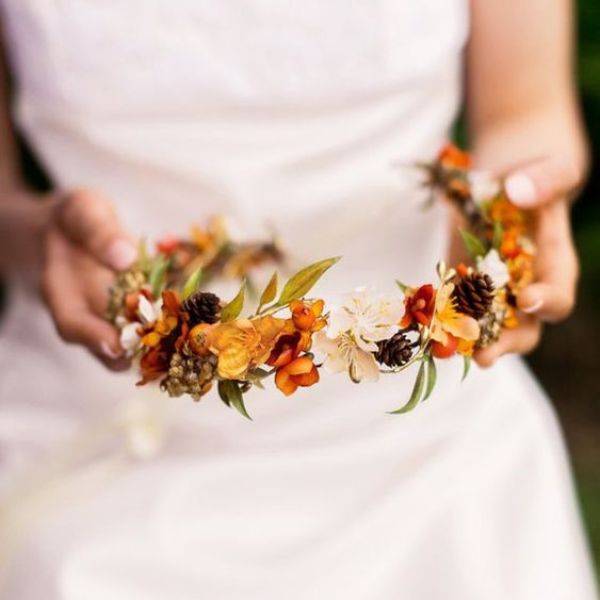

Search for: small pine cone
xmin=453 ymin=273 xmax=495 ymax=320
xmin=374 ymin=332 xmax=413 ymax=368
xmin=161 ymin=352 xmax=217 ymax=401
xmin=182 ymin=292 xmax=221 ymax=326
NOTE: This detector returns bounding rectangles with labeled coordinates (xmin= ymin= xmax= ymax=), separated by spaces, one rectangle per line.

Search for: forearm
xmin=466 ymin=0 xmax=588 ymax=181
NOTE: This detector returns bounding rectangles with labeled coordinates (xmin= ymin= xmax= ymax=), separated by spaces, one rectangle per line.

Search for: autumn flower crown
xmin=108 ymin=144 xmax=535 ymax=417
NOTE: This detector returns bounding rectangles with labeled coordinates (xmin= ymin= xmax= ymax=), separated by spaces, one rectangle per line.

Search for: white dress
xmin=0 ymin=1 xmax=597 ymax=598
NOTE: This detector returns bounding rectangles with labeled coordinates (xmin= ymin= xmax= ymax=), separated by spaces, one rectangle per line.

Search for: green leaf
xmin=217 ymin=380 xmax=231 ymax=406
xmin=181 ymin=267 xmax=203 ymax=300
xmin=423 ymin=355 xmax=437 ymax=401
xmin=258 ymin=272 xmax=278 ymax=310
xmin=492 ymin=221 xmax=504 ymax=250
xmin=395 ymin=280 xmax=410 ymax=294
xmin=218 ymin=380 xmax=252 ymax=420
xmin=137 ymin=238 xmax=150 ymax=273
xmin=277 ymin=257 xmax=340 ymax=305
xmin=462 ymin=355 xmax=472 ymax=381
xmin=149 ymin=256 xmax=170 ymax=298
xmin=220 ymin=280 xmax=246 ymax=322
xmin=389 ymin=360 xmax=426 ymax=415
xmin=459 ymin=229 xmax=487 ymax=260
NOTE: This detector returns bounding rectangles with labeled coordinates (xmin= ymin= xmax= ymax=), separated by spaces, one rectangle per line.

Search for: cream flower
xmin=477 ymin=249 xmax=510 ymax=289
xmin=314 ymin=331 xmax=379 ymax=383
xmin=327 ymin=288 xmax=404 ymax=352
xmin=430 ymin=282 xmax=480 ymax=346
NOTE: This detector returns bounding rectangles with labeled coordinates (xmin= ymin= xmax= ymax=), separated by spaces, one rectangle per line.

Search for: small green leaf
xmin=492 ymin=221 xmax=504 ymax=250
xmin=459 ymin=229 xmax=487 ymax=260
xmin=423 ymin=355 xmax=437 ymax=401
xmin=389 ymin=360 xmax=426 ymax=414
xmin=218 ymin=380 xmax=252 ymax=420
xmin=149 ymin=256 xmax=170 ymax=298
xmin=137 ymin=238 xmax=150 ymax=273
xmin=395 ymin=280 xmax=410 ymax=294
xmin=218 ymin=380 xmax=231 ymax=406
xmin=462 ymin=355 xmax=472 ymax=381
xmin=258 ymin=272 xmax=278 ymax=310
xmin=181 ymin=267 xmax=203 ymax=300
xmin=277 ymin=257 xmax=340 ymax=305
xmin=220 ymin=280 xmax=246 ymax=322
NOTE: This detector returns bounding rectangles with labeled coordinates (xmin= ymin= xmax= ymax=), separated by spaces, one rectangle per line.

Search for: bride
xmin=0 ymin=0 xmax=597 ymax=598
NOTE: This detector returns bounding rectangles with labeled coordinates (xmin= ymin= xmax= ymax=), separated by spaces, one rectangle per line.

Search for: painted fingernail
xmin=521 ymin=298 xmax=544 ymax=314
xmin=106 ymin=239 xmax=137 ymax=271
xmin=100 ymin=341 xmax=124 ymax=360
xmin=505 ymin=173 xmax=537 ymax=207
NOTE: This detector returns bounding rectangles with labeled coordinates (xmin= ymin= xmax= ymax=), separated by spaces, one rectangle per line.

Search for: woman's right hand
xmin=40 ymin=189 xmax=138 ymax=370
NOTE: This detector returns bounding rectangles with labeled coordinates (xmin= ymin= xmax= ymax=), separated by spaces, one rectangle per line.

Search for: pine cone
xmin=374 ymin=332 xmax=413 ymax=368
xmin=161 ymin=351 xmax=217 ymax=401
xmin=453 ymin=273 xmax=495 ymax=320
xmin=182 ymin=292 xmax=221 ymax=326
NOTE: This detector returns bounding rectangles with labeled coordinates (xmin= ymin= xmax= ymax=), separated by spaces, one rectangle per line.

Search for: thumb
xmin=55 ymin=189 xmax=138 ymax=271
xmin=503 ymin=156 xmax=582 ymax=209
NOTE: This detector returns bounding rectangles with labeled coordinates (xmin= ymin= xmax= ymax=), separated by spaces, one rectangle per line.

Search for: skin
xmin=0 ymin=0 xmax=588 ymax=370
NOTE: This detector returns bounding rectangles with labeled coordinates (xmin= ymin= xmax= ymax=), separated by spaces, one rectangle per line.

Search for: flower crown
xmin=108 ymin=144 xmax=535 ymax=417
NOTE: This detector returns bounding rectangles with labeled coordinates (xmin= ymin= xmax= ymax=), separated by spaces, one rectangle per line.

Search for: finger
xmin=474 ymin=316 xmax=542 ymax=368
xmin=55 ymin=188 xmax=137 ymax=271
xmin=73 ymin=250 xmax=116 ymax=317
xmin=503 ymin=156 xmax=583 ymax=209
xmin=517 ymin=202 xmax=578 ymax=322
xmin=42 ymin=229 xmax=129 ymax=370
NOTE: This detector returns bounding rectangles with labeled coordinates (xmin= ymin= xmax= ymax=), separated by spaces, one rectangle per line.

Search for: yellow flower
xmin=430 ymin=283 xmax=480 ymax=347
xmin=207 ymin=316 xmax=287 ymax=379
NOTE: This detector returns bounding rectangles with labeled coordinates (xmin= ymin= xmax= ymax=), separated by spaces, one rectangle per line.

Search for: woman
xmin=0 ymin=1 xmax=596 ymax=598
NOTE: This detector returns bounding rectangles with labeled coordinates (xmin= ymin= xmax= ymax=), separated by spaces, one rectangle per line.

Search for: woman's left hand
xmin=473 ymin=156 xmax=583 ymax=367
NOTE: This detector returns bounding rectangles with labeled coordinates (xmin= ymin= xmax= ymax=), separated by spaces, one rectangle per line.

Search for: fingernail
xmin=505 ymin=173 xmax=537 ymax=207
xmin=100 ymin=341 xmax=124 ymax=360
xmin=521 ymin=298 xmax=543 ymax=314
xmin=106 ymin=239 xmax=137 ymax=271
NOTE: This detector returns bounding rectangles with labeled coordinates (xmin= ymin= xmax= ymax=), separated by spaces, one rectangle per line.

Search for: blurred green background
xmin=528 ymin=0 xmax=600 ymax=575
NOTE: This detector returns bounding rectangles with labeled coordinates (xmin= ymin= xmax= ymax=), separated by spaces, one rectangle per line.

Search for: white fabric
xmin=0 ymin=1 xmax=597 ymax=598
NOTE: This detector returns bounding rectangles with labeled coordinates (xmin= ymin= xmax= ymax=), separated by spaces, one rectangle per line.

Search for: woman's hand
xmin=41 ymin=189 xmax=138 ymax=370
xmin=470 ymin=157 xmax=582 ymax=367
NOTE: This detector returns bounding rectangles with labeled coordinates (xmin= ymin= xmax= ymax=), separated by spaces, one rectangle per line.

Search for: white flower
xmin=120 ymin=322 xmax=143 ymax=355
xmin=314 ymin=331 xmax=380 ymax=383
xmin=468 ymin=170 xmax=500 ymax=205
xmin=118 ymin=295 xmax=163 ymax=357
xmin=327 ymin=288 xmax=404 ymax=352
xmin=477 ymin=249 xmax=510 ymax=289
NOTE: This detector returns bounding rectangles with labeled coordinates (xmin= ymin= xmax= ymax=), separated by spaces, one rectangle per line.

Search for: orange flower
xmin=401 ymin=284 xmax=436 ymax=328
xmin=431 ymin=334 xmax=459 ymax=359
xmin=290 ymin=299 xmax=327 ymax=333
xmin=487 ymin=194 xmax=525 ymax=231
xmin=274 ymin=355 xmax=320 ymax=396
xmin=438 ymin=143 xmax=472 ymax=170
xmin=266 ymin=330 xmax=309 ymax=368
xmin=207 ymin=316 xmax=287 ymax=379
xmin=507 ymin=253 xmax=535 ymax=292
xmin=141 ymin=291 xmax=181 ymax=348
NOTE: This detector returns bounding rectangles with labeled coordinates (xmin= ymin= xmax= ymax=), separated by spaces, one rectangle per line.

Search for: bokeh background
xmin=2 ymin=0 xmax=599 ymax=580
xmin=531 ymin=0 xmax=600 ymax=574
